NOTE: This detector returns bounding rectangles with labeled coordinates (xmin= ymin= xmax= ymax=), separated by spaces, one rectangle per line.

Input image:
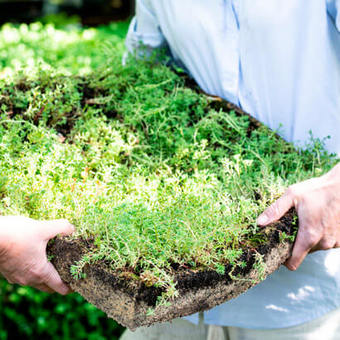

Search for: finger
xmin=41 ymin=262 xmax=72 ymax=295
xmin=311 ymin=238 xmax=337 ymax=252
xmin=257 ymin=190 xmax=294 ymax=226
xmin=34 ymin=283 xmax=55 ymax=294
xmin=285 ymin=227 xmax=322 ymax=270
xmin=42 ymin=219 xmax=75 ymax=240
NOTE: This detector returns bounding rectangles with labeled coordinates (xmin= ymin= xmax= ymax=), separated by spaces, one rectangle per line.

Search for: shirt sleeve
xmin=327 ymin=0 xmax=340 ymax=32
xmin=125 ymin=0 xmax=167 ymax=57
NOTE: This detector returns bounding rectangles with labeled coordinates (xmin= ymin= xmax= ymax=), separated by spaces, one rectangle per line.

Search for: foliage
xmin=0 ymin=280 xmax=123 ymax=340
xmin=0 ymin=18 xmax=129 ymax=79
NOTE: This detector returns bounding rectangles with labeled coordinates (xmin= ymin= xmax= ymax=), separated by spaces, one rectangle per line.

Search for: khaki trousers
xmin=120 ymin=308 xmax=340 ymax=340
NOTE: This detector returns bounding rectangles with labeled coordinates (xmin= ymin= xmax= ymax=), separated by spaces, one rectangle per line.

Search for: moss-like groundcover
xmin=0 ymin=49 xmax=337 ymax=325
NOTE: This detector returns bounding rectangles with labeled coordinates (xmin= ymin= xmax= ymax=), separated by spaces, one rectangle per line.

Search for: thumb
xmin=42 ymin=219 xmax=75 ymax=240
xmin=257 ymin=191 xmax=294 ymax=226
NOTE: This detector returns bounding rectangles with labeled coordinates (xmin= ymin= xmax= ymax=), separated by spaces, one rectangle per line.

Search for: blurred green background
xmin=0 ymin=4 xmax=133 ymax=339
xmin=0 ymin=0 xmax=134 ymax=25
xmin=0 ymin=280 xmax=124 ymax=339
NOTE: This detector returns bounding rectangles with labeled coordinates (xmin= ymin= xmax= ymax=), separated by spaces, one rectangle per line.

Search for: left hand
xmin=0 ymin=216 xmax=75 ymax=294
xmin=257 ymin=163 xmax=340 ymax=271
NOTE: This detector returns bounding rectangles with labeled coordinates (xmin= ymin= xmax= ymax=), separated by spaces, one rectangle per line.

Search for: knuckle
xmin=267 ymin=202 xmax=280 ymax=217
xmin=31 ymin=272 xmax=44 ymax=283
xmin=29 ymin=265 xmax=46 ymax=282
xmin=305 ymin=239 xmax=318 ymax=250
xmin=266 ymin=204 xmax=275 ymax=216
xmin=286 ymin=185 xmax=305 ymax=204
xmin=319 ymin=238 xmax=336 ymax=250
xmin=286 ymin=185 xmax=298 ymax=198
xmin=303 ymin=232 xmax=320 ymax=249
xmin=40 ymin=270 xmax=52 ymax=283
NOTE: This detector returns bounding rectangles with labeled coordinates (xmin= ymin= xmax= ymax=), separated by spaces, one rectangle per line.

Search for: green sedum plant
xmin=0 ymin=16 xmax=337 ymax=309
xmin=0 ymin=51 xmax=337 ymax=304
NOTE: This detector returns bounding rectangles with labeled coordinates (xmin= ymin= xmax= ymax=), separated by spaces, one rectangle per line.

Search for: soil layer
xmin=47 ymin=210 xmax=297 ymax=330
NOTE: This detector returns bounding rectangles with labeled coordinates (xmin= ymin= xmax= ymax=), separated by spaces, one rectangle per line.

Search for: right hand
xmin=0 ymin=216 xmax=75 ymax=294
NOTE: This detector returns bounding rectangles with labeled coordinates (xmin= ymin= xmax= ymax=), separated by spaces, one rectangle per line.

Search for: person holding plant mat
xmin=0 ymin=216 xmax=74 ymax=295
xmin=121 ymin=0 xmax=340 ymax=339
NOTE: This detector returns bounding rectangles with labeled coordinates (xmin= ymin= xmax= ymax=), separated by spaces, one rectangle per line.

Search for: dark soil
xmin=47 ymin=209 xmax=298 ymax=330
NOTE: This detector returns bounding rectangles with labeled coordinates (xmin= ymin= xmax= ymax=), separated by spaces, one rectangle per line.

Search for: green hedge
xmin=0 ymin=279 xmax=124 ymax=339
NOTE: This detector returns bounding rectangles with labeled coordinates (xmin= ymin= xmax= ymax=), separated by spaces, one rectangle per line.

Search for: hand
xmin=257 ymin=163 xmax=340 ymax=271
xmin=0 ymin=216 xmax=75 ymax=294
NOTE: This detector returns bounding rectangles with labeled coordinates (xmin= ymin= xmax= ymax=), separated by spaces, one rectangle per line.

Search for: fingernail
xmin=61 ymin=285 xmax=71 ymax=295
xmin=257 ymin=214 xmax=268 ymax=225
xmin=286 ymin=263 xmax=297 ymax=271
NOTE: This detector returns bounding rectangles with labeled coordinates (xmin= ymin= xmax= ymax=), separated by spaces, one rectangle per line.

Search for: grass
xmin=0 ymin=17 xmax=338 ymax=305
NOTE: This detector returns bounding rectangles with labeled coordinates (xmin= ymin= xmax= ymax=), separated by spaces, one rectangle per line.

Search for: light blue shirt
xmin=126 ymin=0 xmax=340 ymax=329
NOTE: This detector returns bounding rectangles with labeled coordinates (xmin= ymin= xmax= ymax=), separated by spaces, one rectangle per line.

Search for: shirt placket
xmin=221 ymin=0 xmax=240 ymax=105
